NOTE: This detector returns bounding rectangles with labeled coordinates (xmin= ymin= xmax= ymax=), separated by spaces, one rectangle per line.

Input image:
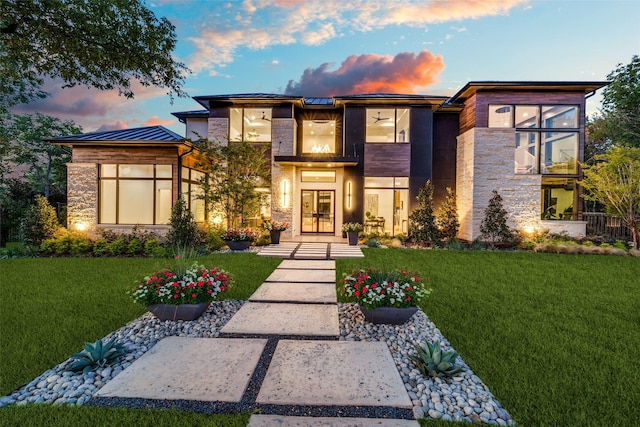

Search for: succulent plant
xmin=409 ymin=340 xmax=464 ymax=378
xmin=67 ymin=338 xmax=126 ymax=373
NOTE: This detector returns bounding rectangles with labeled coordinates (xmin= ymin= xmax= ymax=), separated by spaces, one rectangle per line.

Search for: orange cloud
xmin=285 ymin=50 xmax=445 ymax=96
xmin=142 ymin=116 xmax=175 ymax=127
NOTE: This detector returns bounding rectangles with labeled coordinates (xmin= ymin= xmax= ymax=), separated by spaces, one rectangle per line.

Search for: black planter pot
xmin=347 ymin=231 xmax=359 ymax=246
xmin=225 ymin=240 xmax=251 ymax=251
xmin=147 ymin=302 xmax=210 ymax=321
xmin=358 ymin=305 xmax=419 ymax=325
xmin=270 ymin=230 xmax=281 ymax=244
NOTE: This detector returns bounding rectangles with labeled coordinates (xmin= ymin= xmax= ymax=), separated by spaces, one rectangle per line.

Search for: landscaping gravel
xmin=0 ymin=301 xmax=514 ymax=426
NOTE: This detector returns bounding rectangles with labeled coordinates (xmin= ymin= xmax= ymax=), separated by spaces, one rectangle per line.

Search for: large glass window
xmin=181 ymin=167 xmax=206 ymax=223
xmin=490 ymin=104 xmax=579 ymax=175
xmin=302 ymin=120 xmax=336 ymax=154
xmin=363 ymin=177 xmax=409 ymax=236
xmin=230 ymin=108 xmax=272 ymax=142
xmin=541 ymin=178 xmax=577 ymax=220
xmin=99 ymin=164 xmax=172 ymax=225
xmin=366 ymin=108 xmax=410 ymax=143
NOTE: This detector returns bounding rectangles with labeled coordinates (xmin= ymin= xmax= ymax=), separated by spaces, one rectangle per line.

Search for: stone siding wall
xmin=208 ymin=118 xmax=229 ymax=144
xmin=457 ymin=128 xmax=541 ymax=240
xmin=66 ymin=163 xmax=98 ymax=233
xmin=270 ymin=118 xmax=296 ymax=237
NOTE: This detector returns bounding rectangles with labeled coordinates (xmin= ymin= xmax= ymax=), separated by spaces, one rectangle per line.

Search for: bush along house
xmin=47 ymin=81 xmax=607 ymax=241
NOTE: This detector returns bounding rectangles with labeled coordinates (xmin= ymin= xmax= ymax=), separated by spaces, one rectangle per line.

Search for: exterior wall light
xmin=281 ymin=179 xmax=290 ymax=208
xmin=346 ymin=181 xmax=352 ymax=210
xmin=75 ymin=222 xmax=87 ymax=232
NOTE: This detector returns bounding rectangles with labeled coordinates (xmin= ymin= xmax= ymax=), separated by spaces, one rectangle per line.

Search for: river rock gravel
xmin=0 ymin=301 xmax=514 ymax=425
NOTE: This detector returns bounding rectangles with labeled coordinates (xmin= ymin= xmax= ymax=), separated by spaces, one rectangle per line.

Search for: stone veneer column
xmin=271 ymin=118 xmax=295 ymax=238
xmin=66 ymin=163 xmax=98 ymax=233
xmin=208 ymin=118 xmax=229 ymax=144
xmin=457 ymin=128 xmax=541 ymax=241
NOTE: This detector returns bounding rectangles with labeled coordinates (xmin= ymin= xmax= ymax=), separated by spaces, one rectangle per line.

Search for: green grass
xmin=0 ymin=254 xmax=280 ymax=396
xmin=0 ymin=405 xmax=250 ymax=426
xmin=338 ymin=249 xmax=640 ymax=427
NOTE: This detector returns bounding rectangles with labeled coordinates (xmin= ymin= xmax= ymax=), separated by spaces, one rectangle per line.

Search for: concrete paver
xmin=256 ymin=341 xmax=412 ymax=408
xmin=95 ymin=337 xmax=266 ymax=402
xmin=278 ymin=260 xmax=335 ymax=270
xmin=249 ymin=282 xmax=337 ymax=304
xmin=265 ymin=268 xmax=335 ymax=283
xmin=220 ymin=303 xmax=339 ymax=337
xmin=248 ymin=415 xmax=420 ymax=426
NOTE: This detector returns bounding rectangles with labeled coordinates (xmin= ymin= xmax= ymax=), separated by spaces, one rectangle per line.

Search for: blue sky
xmin=15 ymin=0 xmax=640 ymax=135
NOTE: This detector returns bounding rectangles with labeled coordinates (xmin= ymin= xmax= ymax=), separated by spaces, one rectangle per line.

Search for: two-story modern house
xmin=47 ymin=81 xmax=607 ymax=241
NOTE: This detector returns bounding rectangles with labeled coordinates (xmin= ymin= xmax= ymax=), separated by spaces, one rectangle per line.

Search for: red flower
xmin=173 ymin=294 xmax=179 ymax=299
xmin=191 ymin=293 xmax=197 ymax=298
xmin=354 ymin=291 xmax=360 ymax=297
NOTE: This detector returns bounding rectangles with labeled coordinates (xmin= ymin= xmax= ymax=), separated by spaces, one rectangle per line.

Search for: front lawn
xmin=0 ymin=253 xmax=280 ymax=396
xmin=338 ymin=249 xmax=640 ymax=427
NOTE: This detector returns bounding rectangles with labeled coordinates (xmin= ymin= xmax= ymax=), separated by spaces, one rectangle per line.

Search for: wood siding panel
xmin=459 ymin=94 xmax=476 ymax=134
xmin=364 ymin=144 xmax=410 ymax=177
xmin=72 ymin=146 xmax=179 ymax=164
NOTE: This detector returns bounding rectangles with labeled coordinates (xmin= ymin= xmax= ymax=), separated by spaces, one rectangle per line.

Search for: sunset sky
xmin=12 ymin=0 xmax=640 ymax=135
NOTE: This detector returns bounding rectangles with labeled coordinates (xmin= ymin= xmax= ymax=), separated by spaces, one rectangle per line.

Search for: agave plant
xmin=67 ymin=338 xmax=126 ymax=373
xmin=409 ymin=340 xmax=464 ymax=378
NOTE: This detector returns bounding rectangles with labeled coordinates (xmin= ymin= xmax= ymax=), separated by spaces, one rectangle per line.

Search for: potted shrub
xmin=342 ymin=222 xmax=363 ymax=246
xmin=262 ymin=220 xmax=290 ymax=244
xmin=130 ymin=262 xmax=232 ymax=321
xmin=220 ymin=227 xmax=260 ymax=251
xmin=341 ymin=268 xmax=431 ymax=324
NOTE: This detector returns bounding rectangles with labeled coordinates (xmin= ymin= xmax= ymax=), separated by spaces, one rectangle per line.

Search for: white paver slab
xmin=257 ymin=341 xmax=412 ymax=408
xmin=249 ymin=282 xmax=337 ymax=303
xmin=220 ymin=303 xmax=339 ymax=336
xmin=248 ymin=415 xmax=419 ymax=427
xmin=95 ymin=337 xmax=266 ymax=402
xmin=265 ymin=269 xmax=335 ymax=283
xmin=278 ymin=260 xmax=335 ymax=270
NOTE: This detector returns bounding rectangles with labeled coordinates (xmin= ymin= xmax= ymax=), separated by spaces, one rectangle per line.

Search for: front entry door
xmin=301 ymin=190 xmax=335 ymax=233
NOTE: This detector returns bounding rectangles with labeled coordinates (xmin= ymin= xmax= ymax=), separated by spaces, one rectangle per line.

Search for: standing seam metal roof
xmin=48 ymin=126 xmax=183 ymax=141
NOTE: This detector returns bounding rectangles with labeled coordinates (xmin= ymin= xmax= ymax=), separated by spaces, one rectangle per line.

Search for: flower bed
xmin=262 ymin=220 xmax=289 ymax=231
xmin=220 ymin=227 xmax=260 ymax=242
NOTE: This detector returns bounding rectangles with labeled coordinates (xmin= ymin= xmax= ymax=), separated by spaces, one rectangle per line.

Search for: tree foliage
xmin=588 ymin=55 xmax=640 ymax=150
xmin=0 ymin=0 xmax=189 ymax=108
xmin=409 ymin=180 xmax=440 ymax=245
xmin=3 ymin=112 xmax=81 ymax=197
xmin=22 ymin=194 xmax=59 ymax=246
xmin=198 ymin=141 xmax=271 ymax=228
xmin=480 ymin=190 xmax=513 ymax=245
xmin=436 ymin=187 xmax=459 ymax=240
xmin=581 ymin=147 xmax=640 ymax=249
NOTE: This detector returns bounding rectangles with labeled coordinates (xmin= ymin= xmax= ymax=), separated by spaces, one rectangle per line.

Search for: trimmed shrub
xmin=480 ymin=190 xmax=513 ymax=245
xmin=108 ymin=238 xmax=127 ymax=256
xmin=127 ymin=238 xmax=144 ymax=256
xmin=93 ymin=239 xmax=110 ymax=257
xmin=144 ymin=239 xmax=165 ymax=258
xmin=436 ymin=187 xmax=459 ymax=240
xmin=22 ymin=195 xmax=59 ymax=246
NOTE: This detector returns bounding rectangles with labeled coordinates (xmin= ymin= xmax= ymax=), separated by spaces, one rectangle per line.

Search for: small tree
xmin=480 ymin=190 xmax=513 ymax=245
xmin=22 ymin=195 xmax=59 ymax=246
xmin=436 ymin=187 xmax=459 ymax=240
xmin=409 ymin=180 xmax=440 ymax=245
xmin=581 ymin=146 xmax=640 ymax=249
xmin=198 ymin=140 xmax=270 ymax=228
xmin=165 ymin=197 xmax=199 ymax=249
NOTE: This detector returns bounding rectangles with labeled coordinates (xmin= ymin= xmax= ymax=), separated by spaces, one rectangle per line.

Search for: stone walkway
xmin=258 ymin=242 xmax=364 ymax=260
xmin=93 ymin=257 xmax=418 ymax=426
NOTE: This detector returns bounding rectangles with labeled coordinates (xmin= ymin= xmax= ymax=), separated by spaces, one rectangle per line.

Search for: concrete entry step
xmin=220 ymin=303 xmax=339 ymax=337
xmin=258 ymin=243 xmax=299 ymax=258
xmin=265 ymin=268 xmax=335 ymax=283
xmin=95 ymin=337 xmax=266 ymax=402
xmin=278 ymin=260 xmax=335 ymax=270
xmin=330 ymin=244 xmax=365 ymax=259
xmin=293 ymin=243 xmax=329 ymax=260
xmin=248 ymin=415 xmax=420 ymax=426
xmin=249 ymin=282 xmax=337 ymax=304
xmin=256 ymin=341 xmax=412 ymax=408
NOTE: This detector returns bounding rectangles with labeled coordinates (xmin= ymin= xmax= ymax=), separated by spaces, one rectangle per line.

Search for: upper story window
xmin=230 ymin=108 xmax=272 ymax=142
xmin=302 ymin=120 xmax=336 ymax=154
xmin=489 ymin=104 xmax=579 ymax=175
xmin=366 ymin=108 xmax=410 ymax=143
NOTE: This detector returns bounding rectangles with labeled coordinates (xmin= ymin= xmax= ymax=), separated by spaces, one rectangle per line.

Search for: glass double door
xmin=301 ymin=190 xmax=334 ymax=233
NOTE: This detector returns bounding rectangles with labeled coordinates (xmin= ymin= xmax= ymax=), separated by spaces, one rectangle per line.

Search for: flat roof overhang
xmin=448 ymin=81 xmax=609 ymax=103
xmin=274 ymin=155 xmax=359 ymax=167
